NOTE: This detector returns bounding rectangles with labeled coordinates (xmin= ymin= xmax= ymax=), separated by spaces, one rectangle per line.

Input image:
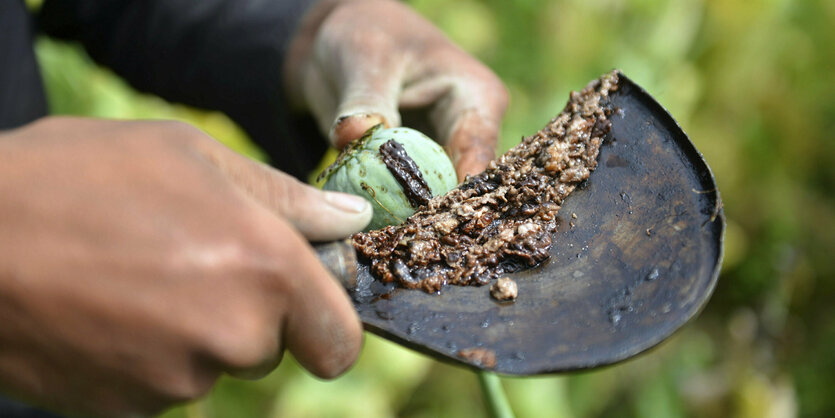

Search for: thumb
xmin=327 ymin=65 xmax=404 ymax=148
xmin=199 ymin=141 xmax=372 ymax=240
xmin=313 ymin=14 xmax=407 ymax=148
xmin=271 ymin=174 xmax=373 ymax=241
xmin=301 ymin=56 xmax=403 ymax=149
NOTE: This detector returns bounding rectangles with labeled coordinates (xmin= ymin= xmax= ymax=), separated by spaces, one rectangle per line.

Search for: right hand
xmin=0 ymin=117 xmax=371 ymax=417
xmin=285 ymin=0 xmax=509 ymax=181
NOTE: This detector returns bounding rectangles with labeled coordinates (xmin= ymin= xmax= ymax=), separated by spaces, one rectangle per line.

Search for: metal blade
xmin=317 ymin=71 xmax=724 ymax=375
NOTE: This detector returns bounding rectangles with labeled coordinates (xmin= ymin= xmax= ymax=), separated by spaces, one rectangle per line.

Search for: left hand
xmin=0 ymin=118 xmax=369 ymax=416
xmin=285 ymin=0 xmax=509 ymax=181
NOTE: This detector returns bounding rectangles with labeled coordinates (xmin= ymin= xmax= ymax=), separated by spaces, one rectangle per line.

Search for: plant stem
xmin=478 ymin=371 xmax=515 ymax=418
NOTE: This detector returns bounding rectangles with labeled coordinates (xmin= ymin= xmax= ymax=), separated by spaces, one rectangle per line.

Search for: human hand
xmin=285 ymin=0 xmax=509 ymax=181
xmin=0 ymin=118 xmax=371 ymax=417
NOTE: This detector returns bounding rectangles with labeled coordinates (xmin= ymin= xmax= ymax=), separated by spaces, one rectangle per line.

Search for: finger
xmin=303 ymin=63 xmax=390 ymax=149
xmin=273 ymin=225 xmax=363 ymax=378
xmin=219 ymin=216 xmax=362 ymax=379
xmin=447 ymin=110 xmax=502 ymax=181
xmin=197 ymin=141 xmax=372 ymax=240
xmin=326 ymin=57 xmax=405 ymax=149
xmin=302 ymin=63 xmax=340 ymax=144
xmin=403 ymin=49 xmax=509 ymax=181
xmin=438 ymin=75 xmax=507 ymax=180
xmin=331 ymin=112 xmax=390 ymax=149
xmin=302 ymin=52 xmax=402 ymax=149
xmin=312 ymin=5 xmax=409 ymax=148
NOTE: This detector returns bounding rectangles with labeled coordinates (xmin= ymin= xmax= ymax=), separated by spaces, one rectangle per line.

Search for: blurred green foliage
xmin=32 ymin=0 xmax=834 ymax=416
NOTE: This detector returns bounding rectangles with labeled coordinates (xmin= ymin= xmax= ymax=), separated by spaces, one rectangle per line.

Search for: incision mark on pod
xmin=378 ymin=140 xmax=433 ymax=208
xmin=361 ymin=181 xmax=404 ymax=224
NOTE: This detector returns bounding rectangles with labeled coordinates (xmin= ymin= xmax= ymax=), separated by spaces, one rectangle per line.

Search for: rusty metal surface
xmin=348 ymin=72 xmax=724 ymax=375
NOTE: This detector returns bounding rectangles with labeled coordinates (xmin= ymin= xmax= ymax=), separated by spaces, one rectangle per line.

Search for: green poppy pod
xmin=319 ymin=125 xmax=458 ymax=230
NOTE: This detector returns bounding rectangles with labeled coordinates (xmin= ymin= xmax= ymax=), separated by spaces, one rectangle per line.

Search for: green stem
xmin=477 ymin=371 xmax=515 ymax=418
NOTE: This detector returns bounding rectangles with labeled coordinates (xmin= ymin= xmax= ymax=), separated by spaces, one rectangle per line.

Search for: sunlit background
xmin=29 ymin=0 xmax=835 ymax=416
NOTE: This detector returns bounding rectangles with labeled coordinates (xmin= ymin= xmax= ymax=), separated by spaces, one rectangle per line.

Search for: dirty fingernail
xmin=331 ymin=113 xmax=387 ymax=148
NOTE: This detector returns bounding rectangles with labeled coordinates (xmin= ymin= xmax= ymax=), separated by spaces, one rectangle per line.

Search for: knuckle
xmin=162 ymin=235 xmax=254 ymax=283
xmin=202 ymin=311 xmax=279 ymax=372
xmin=337 ymin=92 xmax=390 ymax=112
xmin=469 ymin=67 xmax=509 ymax=116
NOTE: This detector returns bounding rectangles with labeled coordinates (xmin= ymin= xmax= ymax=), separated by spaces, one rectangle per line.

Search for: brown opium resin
xmin=353 ymin=71 xmax=619 ymax=292
xmin=379 ymin=139 xmax=433 ymax=208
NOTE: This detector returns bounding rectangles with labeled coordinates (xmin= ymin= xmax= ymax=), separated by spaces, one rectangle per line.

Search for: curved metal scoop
xmin=319 ymin=72 xmax=724 ymax=375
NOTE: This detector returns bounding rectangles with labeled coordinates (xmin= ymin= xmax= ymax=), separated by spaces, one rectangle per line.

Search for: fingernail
xmin=324 ymin=191 xmax=369 ymax=213
xmin=334 ymin=112 xmax=386 ymax=127
xmin=331 ymin=113 xmax=388 ymax=149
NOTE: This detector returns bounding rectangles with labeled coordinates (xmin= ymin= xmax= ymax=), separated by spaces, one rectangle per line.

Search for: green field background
xmin=29 ymin=0 xmax=835 ymax=416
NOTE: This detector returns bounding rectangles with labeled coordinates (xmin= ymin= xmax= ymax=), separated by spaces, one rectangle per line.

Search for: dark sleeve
xmin=38 ymin=0 xmax=327 ymax=180
xmin=0 ymin=0 xmax=48 ymax=130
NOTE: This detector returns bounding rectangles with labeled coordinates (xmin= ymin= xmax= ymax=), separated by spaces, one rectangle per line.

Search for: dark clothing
xmin=0 ymin=396 xmax=60 ymax=418
xmin=0 ymin=0 xmax=48 ymax=128
xmin=1 ymin=0 xmax=326 ymax=179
